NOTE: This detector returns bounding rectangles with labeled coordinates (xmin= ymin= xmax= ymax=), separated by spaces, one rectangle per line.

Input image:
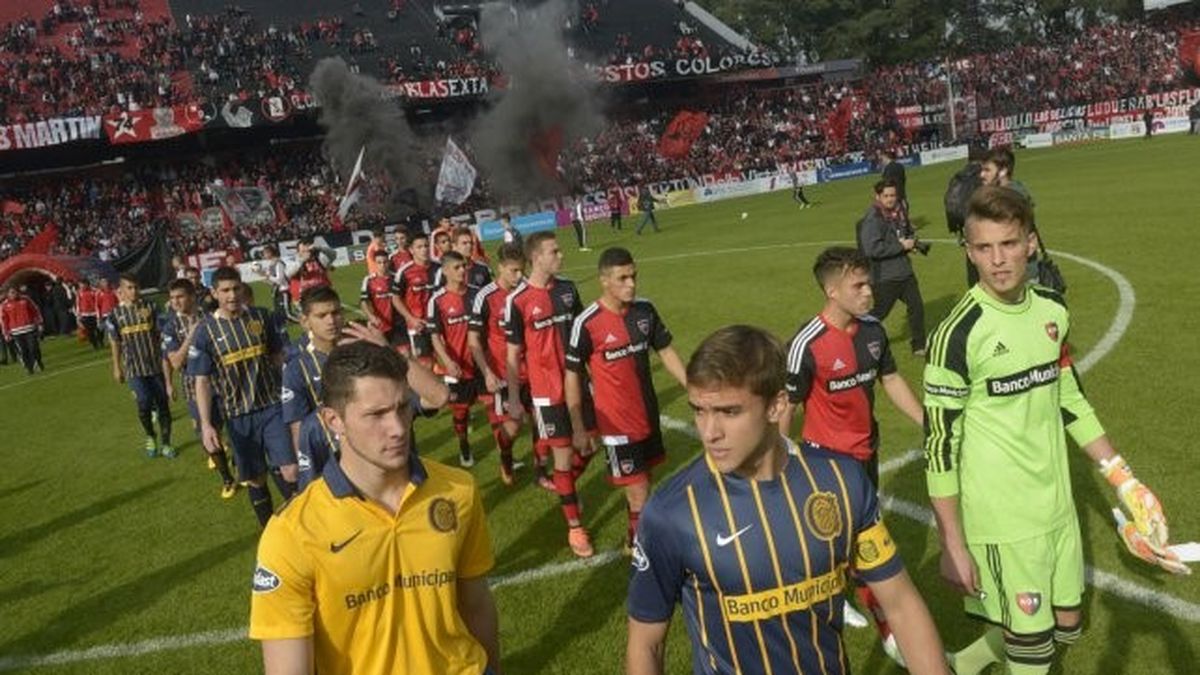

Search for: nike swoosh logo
xmin=716 ymin=525 xmax=753 ymax=547
xmin=330 ymin=530 xmax=363 ymax=553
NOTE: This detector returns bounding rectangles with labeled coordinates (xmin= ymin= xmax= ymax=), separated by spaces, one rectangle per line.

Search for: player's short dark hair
xmin=983 ymin=147 xmax=1015 ymax=177
xmin=965 ymin=185 xmax=1033 ymax=237
xmin=440 ymin=251 xmax=466 ymax=265
xmin=497 ymin=242 xmax=524 ymax=265
xmin=874 ymin=179 xmax=898 ymax=195
xmin=687 ymin=325 xmax=786 ymax=402
xmin=598 ymin=246 xmax=634 ymax=272
xmin=183 ymin=266 xmax=200 ymax=277
xmin=500 ymin=212 xmax=511 ymax=222
xmin=812 ymin=247 xmax=870 ymax=289
xmin=372 ymin=247 xmax=389 ymax=260
xmin=524 ymin=231 xmax=556 ymax=260
xmin=409 ymin=231 xmax=429 ymax=247
xmin=299 ymin=236 xmax=315 ymax=246
xmin=118 ymin=272 xmax=139 ymax=288
xmin=211 ymin=266 xmax=242 ymax=286
xmin=451 ymin=226 xmax=474 ymax=241
xmin=323 ymin=341 xmax=410 ymax=414
xmin=300 ymin=285 xmax=341 ymax=315
xmin=167 ymin=278 xmax=195 ymax=295
xmin=262 ymin=245 xmax=279 ymax=257
xmin=371 ymin=227 xmax=385 ymax=238
xmin=881 ymin=149 xmax=897 ymax=160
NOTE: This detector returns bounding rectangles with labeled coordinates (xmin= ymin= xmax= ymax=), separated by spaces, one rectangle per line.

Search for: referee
xmin=251 ymin=341 xmax=500 ymax=675
xmin=626 ymin=325 xmax=949 ymax=675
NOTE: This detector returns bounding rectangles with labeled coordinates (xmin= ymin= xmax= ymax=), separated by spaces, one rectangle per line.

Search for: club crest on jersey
xmin=637 ymin=319 xmax=650 ymax=336
xmin=804 ymin=492 xmax=843 ymax=540
xmin=867 ymin=341 xmax=881 ymax=360
xmin=631 ymin=536 xmax=650 ymax=572
xmin=559 ymin=291 xmax=575 ymax=306
xmin=620 ymin=459 xmax=636 ymax=475
xmin=1044 ymin=322 xmax=1059 ymax=342
xmin=252 ymin=564 xmax=281 ymax=593
xmin=1016 ymin=592 xmax=1042 ymax=615
xmin=429 ymin=498 xmax=458 ymax=533
xmin=248 ymin=319 xmax=263 ymax=336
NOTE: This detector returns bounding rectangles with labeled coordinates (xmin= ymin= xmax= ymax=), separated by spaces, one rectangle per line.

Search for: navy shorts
xmin=186 ymin=398 xmax=224 ymax=431
xmin=226 ymin=404 xmax=296 ymax=483
xmin=128 ymin=375 xmax=168 ymax=412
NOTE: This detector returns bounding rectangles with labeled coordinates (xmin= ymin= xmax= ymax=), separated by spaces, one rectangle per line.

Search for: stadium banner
xmin=1019 ymin=132 xmax=1054 ymax=149
xmin=1108 ymin=122 xmax=1146 ymax=140
xmin=555 ymin=201 xmax=610 ymax=225
xmin=383 ymin=77 xmax=491 ymax=100
xmin=103 ymin=105 xmax=208 ymax=144
xmin=817 ymin=162 xmax=873 ymax=182
xmin=1154 ymin=116 xmax=1192 ymax=134
xmin=919 ymin=144 xmax=969 ymax=166
xmin=0 ymin=115 xmax=104 ymax=152
xmin=213 ymin=186 xmax=278 ymax=228
xmin=477 ymin=211 xmax=557 ymax=241
xmin=693 ymin=178 xmax=770 ymax=203
xmin=894 ymin=103 xmax=947 ymax=130
xmin=587 ymin=52 xmax=777 ymax=84
xmin=1051 ymin=128 xmax=1109 ymax=146
xmin=978 ymin=87 xmax=1200 ymax=133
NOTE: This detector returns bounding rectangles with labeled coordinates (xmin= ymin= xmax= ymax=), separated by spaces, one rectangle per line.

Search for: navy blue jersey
xmin=107 ymin=300 xmax=164 ymax=378
xmin=628 ymin=442 xmax=903 ymax=674
xmin=188 ymin=306 xmax=285 ymax=418
xmin=160 ymin=309 xmax=203 ymax=402
xmin=281 ymin=338 xmax=328 ymax=425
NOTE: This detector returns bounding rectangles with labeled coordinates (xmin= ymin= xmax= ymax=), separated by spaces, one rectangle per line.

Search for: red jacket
xmin=96 ymin=289 xmax=118 ymax=317
xmin=1 ymin=296 xmax=42 ymax=338
xmin=76 ymin=287 xmax=98 ymax=316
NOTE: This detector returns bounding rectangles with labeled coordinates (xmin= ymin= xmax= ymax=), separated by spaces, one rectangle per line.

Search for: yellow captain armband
xmin=854 ymin=520 xmax=898 ymax=571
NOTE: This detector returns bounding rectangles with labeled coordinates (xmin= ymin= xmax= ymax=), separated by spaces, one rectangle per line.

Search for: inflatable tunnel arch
xmin=0 ymin=254 xmax=118 ymax=290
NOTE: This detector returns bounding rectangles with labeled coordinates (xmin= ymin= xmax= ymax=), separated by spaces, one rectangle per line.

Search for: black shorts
xmin=599 ymin=432 xmax=665 ymax=485
xmin=405 ymin=327 xmax=433 ymax=357
xmin=446 ymin=376 xmax=479 ymax=406
xmin=481 ymin=383 xmax=532 ymax=425
xmin=531 ymin=397 xmax=596 ymax=446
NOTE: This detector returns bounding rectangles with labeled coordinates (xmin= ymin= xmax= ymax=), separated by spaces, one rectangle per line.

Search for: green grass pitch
xmin=1 ymin=136 xmax=1198 ymax=673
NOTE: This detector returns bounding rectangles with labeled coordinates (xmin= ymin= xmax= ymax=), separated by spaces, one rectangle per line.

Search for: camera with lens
xmin=913 ymin=239 xmax=932 ymax=256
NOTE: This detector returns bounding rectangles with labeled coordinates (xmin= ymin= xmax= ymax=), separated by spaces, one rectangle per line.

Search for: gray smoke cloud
xmin=469 ymin=0 xmax=605 ymax=201
xmin=309 ymin=57 xmax=431 ymax=218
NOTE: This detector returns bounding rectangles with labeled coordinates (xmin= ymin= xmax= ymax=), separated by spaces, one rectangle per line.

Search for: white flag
xmin=337 ymin=146 xmax=367 ymax=220
xmin=435 ymin=137 xmax=477 ymax=205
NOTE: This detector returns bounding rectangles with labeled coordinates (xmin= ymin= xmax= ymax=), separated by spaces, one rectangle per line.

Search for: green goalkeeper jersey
xmin=923 ymin=285 xmax=1105 ymax=544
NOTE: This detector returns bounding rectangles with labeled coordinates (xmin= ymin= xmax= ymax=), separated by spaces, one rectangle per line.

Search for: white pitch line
xmin=0 ymin=357 xmax=107 ymax=392
xmin=0 ymin=552 xmax=626 ymax=672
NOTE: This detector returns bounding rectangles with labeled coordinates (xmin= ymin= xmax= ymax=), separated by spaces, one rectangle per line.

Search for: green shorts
xmin=966 ymin=519 xmax=1085 ymax=635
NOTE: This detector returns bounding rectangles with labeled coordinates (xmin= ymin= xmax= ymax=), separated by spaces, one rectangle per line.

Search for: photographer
xmin=857 ymin=179 xmax=927 ymax=355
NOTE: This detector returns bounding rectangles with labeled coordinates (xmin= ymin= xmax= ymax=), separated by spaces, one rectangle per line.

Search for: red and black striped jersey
xmin=392 ymin=261 xmax=437 ymax=322
xmin=427 ymin=286 xmax=476 ymax=378
xmin=504 ymin=277 xmax=583 ymax=404
xmin=359 ymin=274 xmax=396 ymax=333
xmin=297 ymin=258 xmax=331 ymax=294
xmin=566 ymin=299 xmax=672 ymax=443
xmin=469 ymin=282 xmax=525 ymax=382
xmin=785 ymin=314 xmax=897 ymax=460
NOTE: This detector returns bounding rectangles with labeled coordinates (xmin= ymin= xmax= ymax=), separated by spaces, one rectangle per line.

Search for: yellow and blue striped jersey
xmin=250 ymin=455 xmax=494 ymax=675
xmin=107 ymin=300 xmax=163 ymax=378
xmin=628 ymin=441 xmax=902 ymax=674
xmin=188 ymin=306 xmax=285 ymax=418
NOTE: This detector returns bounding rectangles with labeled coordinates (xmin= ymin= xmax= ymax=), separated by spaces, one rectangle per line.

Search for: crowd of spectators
xmin=870 ymin=14 xmax=1200 ymax=119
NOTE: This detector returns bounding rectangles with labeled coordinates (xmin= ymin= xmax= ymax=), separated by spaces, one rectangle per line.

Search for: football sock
xmin=137 ymin=408 xmax=155 ymax=437
xmin=270 ymin=471 xmax=297 ymax=499
xmin=248 ymin=484 xmax=274 ymax=526
xmin=854 ymin=584 xmax=891 ymax=639
xmin=1003 ymin=631 xmax=1055 ymax=675
xmin=571 ymin=448 xmax=593 ymax=479
xmin=157 ymin=405 xmax=172 ymax=446
xmin=553 ymin=469 xmax=581 ymax=524
xmin=627 ymin=506 xmax=641 ymax=547
xmin=452 ymin=406 xmax=470 ymax=457
xmin=211 ymin=450 xmax=235 ymax=484
xmin=950 ymin=627 xmax=1005 ymax=675
xmin=492 ymin=424 xmax=514 ymax=472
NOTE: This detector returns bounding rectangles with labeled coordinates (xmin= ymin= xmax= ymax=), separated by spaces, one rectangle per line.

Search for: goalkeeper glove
xmin=1112 ymin=508 xmax=1190 ymax=575
xmin=1101 ymin=454 xmax=1189 ymax=575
